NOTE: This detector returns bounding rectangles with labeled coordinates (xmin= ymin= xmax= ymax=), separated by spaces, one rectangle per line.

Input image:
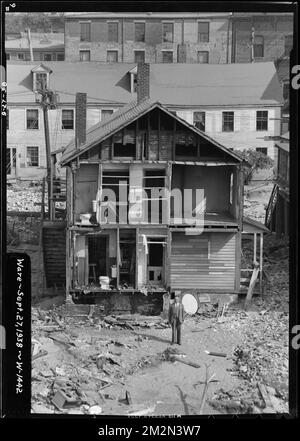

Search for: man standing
xmin=168 ymin=292 xmax=185 ymax=345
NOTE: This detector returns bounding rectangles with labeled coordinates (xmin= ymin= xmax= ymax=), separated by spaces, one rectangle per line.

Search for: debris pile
xmin=7 ymin=181 xmax=42 ymax=212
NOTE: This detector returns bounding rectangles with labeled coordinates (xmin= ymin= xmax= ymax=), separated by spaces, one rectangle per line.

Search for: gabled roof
xmin=243 ymin=216 xmax=269 ymax=234
xmin=7 ymin=61 xmax=283 ymax=107
xmin=60 ymin=98 xmax=243 ymax=166
xmin=31 ymin=64 xmax=53 ymax=73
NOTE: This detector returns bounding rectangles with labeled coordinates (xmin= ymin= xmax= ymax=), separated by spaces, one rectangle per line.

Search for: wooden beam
xmin=259 ymin=233 xmax=263 ymax=292
xmin=158 ymin=109 xmax=161 ymax=160
xmin=172 ymin=119 xmax=176 ymax=161
xmin=135 ymin=227 xmax=139 ymax=290
xmin=110 ymin=135 xmax=114 ymax=160
xmin=147 ymin=112 xmax=150 ymax=160
xmin=253 ymin=232 xmax=257 ymax=263
xmin=235 ymin=231 xmax=241 ymax=292
xmin=117 ymin=227 xmax=120 ymax=289
xmin=135 ymin=118 xmax=139 ymax=160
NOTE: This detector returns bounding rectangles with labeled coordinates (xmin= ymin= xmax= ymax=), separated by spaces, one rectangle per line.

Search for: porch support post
xmin=259 ymin=233 xmax=263 ymax=292
xmin=117 ymin=227 xmax=120 ymax=289
xmin=253 ymin=232 xmax=257 ymax=264
xmin=135 ymin=227 xmax=139 ymax=290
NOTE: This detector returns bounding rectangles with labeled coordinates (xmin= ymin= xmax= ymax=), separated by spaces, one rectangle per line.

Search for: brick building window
xmin=43 ymin=53 xmax=52 ymax=61
xmin=80 ymin=22 xmax=91 ymax=42
xmin=134 ymin=50 xmax=145 ymax=63
xmin=193 ymin=112 xmax=205 ymax=131
xmin=135 ymin=22 xmax=145 ymax=42
xmin=62 ymin=109 xmax=74 ymax=130
xmin=197 ymin=51 xmax=209 ymax=63
xmin=254 ymin=35 xmax=264 ymax=58
xmin=198 ymin=22 xmax=209 ymax=42
xmin=256 ymin=147 xmax=268 ymax=155
xmin=79 ymin=50 xmax=90 ymax=61
xmin=26 ymin=146 xmax=39 ymax=167
xmin=26 ymin=109 xmax=39 ymax=129
xmin=57 ymin=53 xmax=65 ymax=61
xmin=222 ymin=112 xmax=234 ymax=132
xmin=162 ymin=23 xmax=173 ymax=43
xmin=18 ymin=53 xmax=25 ymax=60
xmin=256 ymin=111 xmax=268 ymax=131
xmin=162 ymin=51 xmax=173 ymax=63
xmin=6 ymin=53 xmax=10 ymax=60
xmin=101 ymin=109 xmax=114 ymax=121
xmin=108 ymin=22 xmax=118 ymax=42
xmin=107 ymin=50 xmax=118 ymax=63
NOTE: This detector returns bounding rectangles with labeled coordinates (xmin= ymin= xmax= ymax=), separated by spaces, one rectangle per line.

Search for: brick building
xmin=6 ymin=61 xmax=282 ymax=180
xmin=64 ymin=12 xmax=233 ymax=64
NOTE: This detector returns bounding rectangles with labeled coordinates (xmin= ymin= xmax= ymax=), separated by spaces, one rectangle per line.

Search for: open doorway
xmin=88 ymin=236 xmax=108 ymax=283
xmin=119 ymin=230 xmax=136 ymax=288
xmin=147 ymin=239 xmax=165 ymax=286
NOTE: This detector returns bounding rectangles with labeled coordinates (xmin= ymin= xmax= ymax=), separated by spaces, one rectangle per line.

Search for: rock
xmin=88 ymin=405 xmax=102 ymax=415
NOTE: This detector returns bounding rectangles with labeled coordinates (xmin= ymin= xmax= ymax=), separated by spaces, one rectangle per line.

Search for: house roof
xmin=60 ymin=98 xmax=243 ymax=166
xmin=275 ymin=132 xmax=289 ymax=153
xmin=7 ymin=61 xmax=283 ymax=107
xmin=242 ymin=216 xmax=269 ymax=233
xmin=5 ymin=33 xmax=64 ymax=51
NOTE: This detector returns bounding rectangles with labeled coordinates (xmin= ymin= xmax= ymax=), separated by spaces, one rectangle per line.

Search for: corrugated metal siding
xmin=171 ymin=232 xmax=236 ymax=290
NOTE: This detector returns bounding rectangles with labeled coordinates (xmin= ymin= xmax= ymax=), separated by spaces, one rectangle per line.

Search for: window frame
xmin=197 ymin=51 xmax=209 ymax=63
xmin=57 ymin=53 xmax=65 ymax=61
xmin=134 ymin=22 xmax=146 ymax=42
xmin=17 ymin=53 xmax=25 ymax=60
xmin=198 ymin=22 xmax=209 ymax=43
xmin=26 ymin=108 xmax=39 ymax=130
xmin=26 ymin=146 xmax=39 ymax=167
xmin=101 ymin=109 xmax=114 ymax=121
xmin=222 ymin=111 xmax=234 ymax=132
xmin=256 ymin=110 xmax=268 ymax=131
xmin=61 ymin=109 xmax=74 ymax=130
xmin=253 ymin=35 xmax=264 ymax=58
xmin=134 ymin=50 xmax=145 ymax=63
xmin=80 ymin=21 xmax=91 ymax=42
xmin=193 ymin=111 xmax=206 ymax=131
xmin=79 ymin=50 xmax=91 ymax=61
xmin=162 ymin=50 xmax=174 ymax=63
xmin=43 ymin=53 xmax=52 ymax=62
xmin=107 ymin=21 xmax=119 ymax=43
xmin=256 ymin=147 xmax=268 ymax=155
xmin=162 ymin=22 xmax=174 ymax=43
xmin=106 ymin=50 xmax=118 ymax=63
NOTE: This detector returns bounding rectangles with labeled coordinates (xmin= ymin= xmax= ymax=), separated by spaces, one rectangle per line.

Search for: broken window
xmin=256 ymin=111 xmax=268 ymax=131
xmin=62 ymin=109 xmax=74 ymax=130
xmin=101 ymin=170 xmax=129 ymax=223
xmin=108 ymin=22 xmax=118 ymax=42
xmin=113 ymin=126 xmax=136 ymax=158
xmin=88 ymin=236 xmax=108 ymax=282
xmin=26 ymin=109 xmax=39 ymax=129
xmin=147 ymin=238 xmax=166 ymax=285
xmin=143 ymin=170 xmax=167 ymax=224
xmin=162 ymin=51 xmax=173 ymax=63
xmin=80 ymin=22 xmax=91 ymax=42
xmin=198 ymin=22 xmax=209 ymax=42
xmin=193 ymin=112 xmax=205 ymax=131
xmin=26 ymin=146 xmax=39 ymax=167
xmin=135 ymin=22 xmax=145 ymax=42
xmin=119 ymin=230 xmax=136 ymax=288
xmin=162 ymin=23 xmax=173 ymax=42
xmin=175 ymin=130 xmax=198 ymax=158
xmin=222 ymin=112 xmax=234 ymax=132
xmin=256 ymin=147 xmax=268 ymax=155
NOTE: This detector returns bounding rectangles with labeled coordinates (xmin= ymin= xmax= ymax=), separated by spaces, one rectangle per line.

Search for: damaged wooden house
xmin=60 ymin=63 xmax=249 ymax=314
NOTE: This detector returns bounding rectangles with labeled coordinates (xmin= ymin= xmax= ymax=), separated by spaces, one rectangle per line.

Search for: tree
xmin=237 ymin=149 xmax=274 ymax=184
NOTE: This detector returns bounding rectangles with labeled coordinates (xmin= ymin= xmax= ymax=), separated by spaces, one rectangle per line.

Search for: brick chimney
xmin=137 ymin=63 xmax=150 ymax=103
xmin=75 ymin=92 xmax=87 ymax=148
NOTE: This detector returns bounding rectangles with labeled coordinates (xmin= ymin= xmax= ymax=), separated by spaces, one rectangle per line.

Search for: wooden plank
xmin=244 ymin=265 xmax=260 ymax=310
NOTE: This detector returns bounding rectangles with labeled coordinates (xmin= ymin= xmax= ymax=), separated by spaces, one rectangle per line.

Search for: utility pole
xmin=37 ymin=86 xmax=57 ymax=218
xmin=27 ymin=28 xmax=34 ymax=61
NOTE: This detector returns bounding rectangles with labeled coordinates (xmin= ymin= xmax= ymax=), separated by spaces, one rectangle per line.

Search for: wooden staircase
xmin=265 ymin=184 xmax=278 ymax=228
xmin=42 ymin=221 xmax=66 ymax=289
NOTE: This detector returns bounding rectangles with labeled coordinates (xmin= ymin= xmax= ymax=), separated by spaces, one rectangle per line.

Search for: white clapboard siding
xmin=170 ymin=232 xmax=236 ymax=290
